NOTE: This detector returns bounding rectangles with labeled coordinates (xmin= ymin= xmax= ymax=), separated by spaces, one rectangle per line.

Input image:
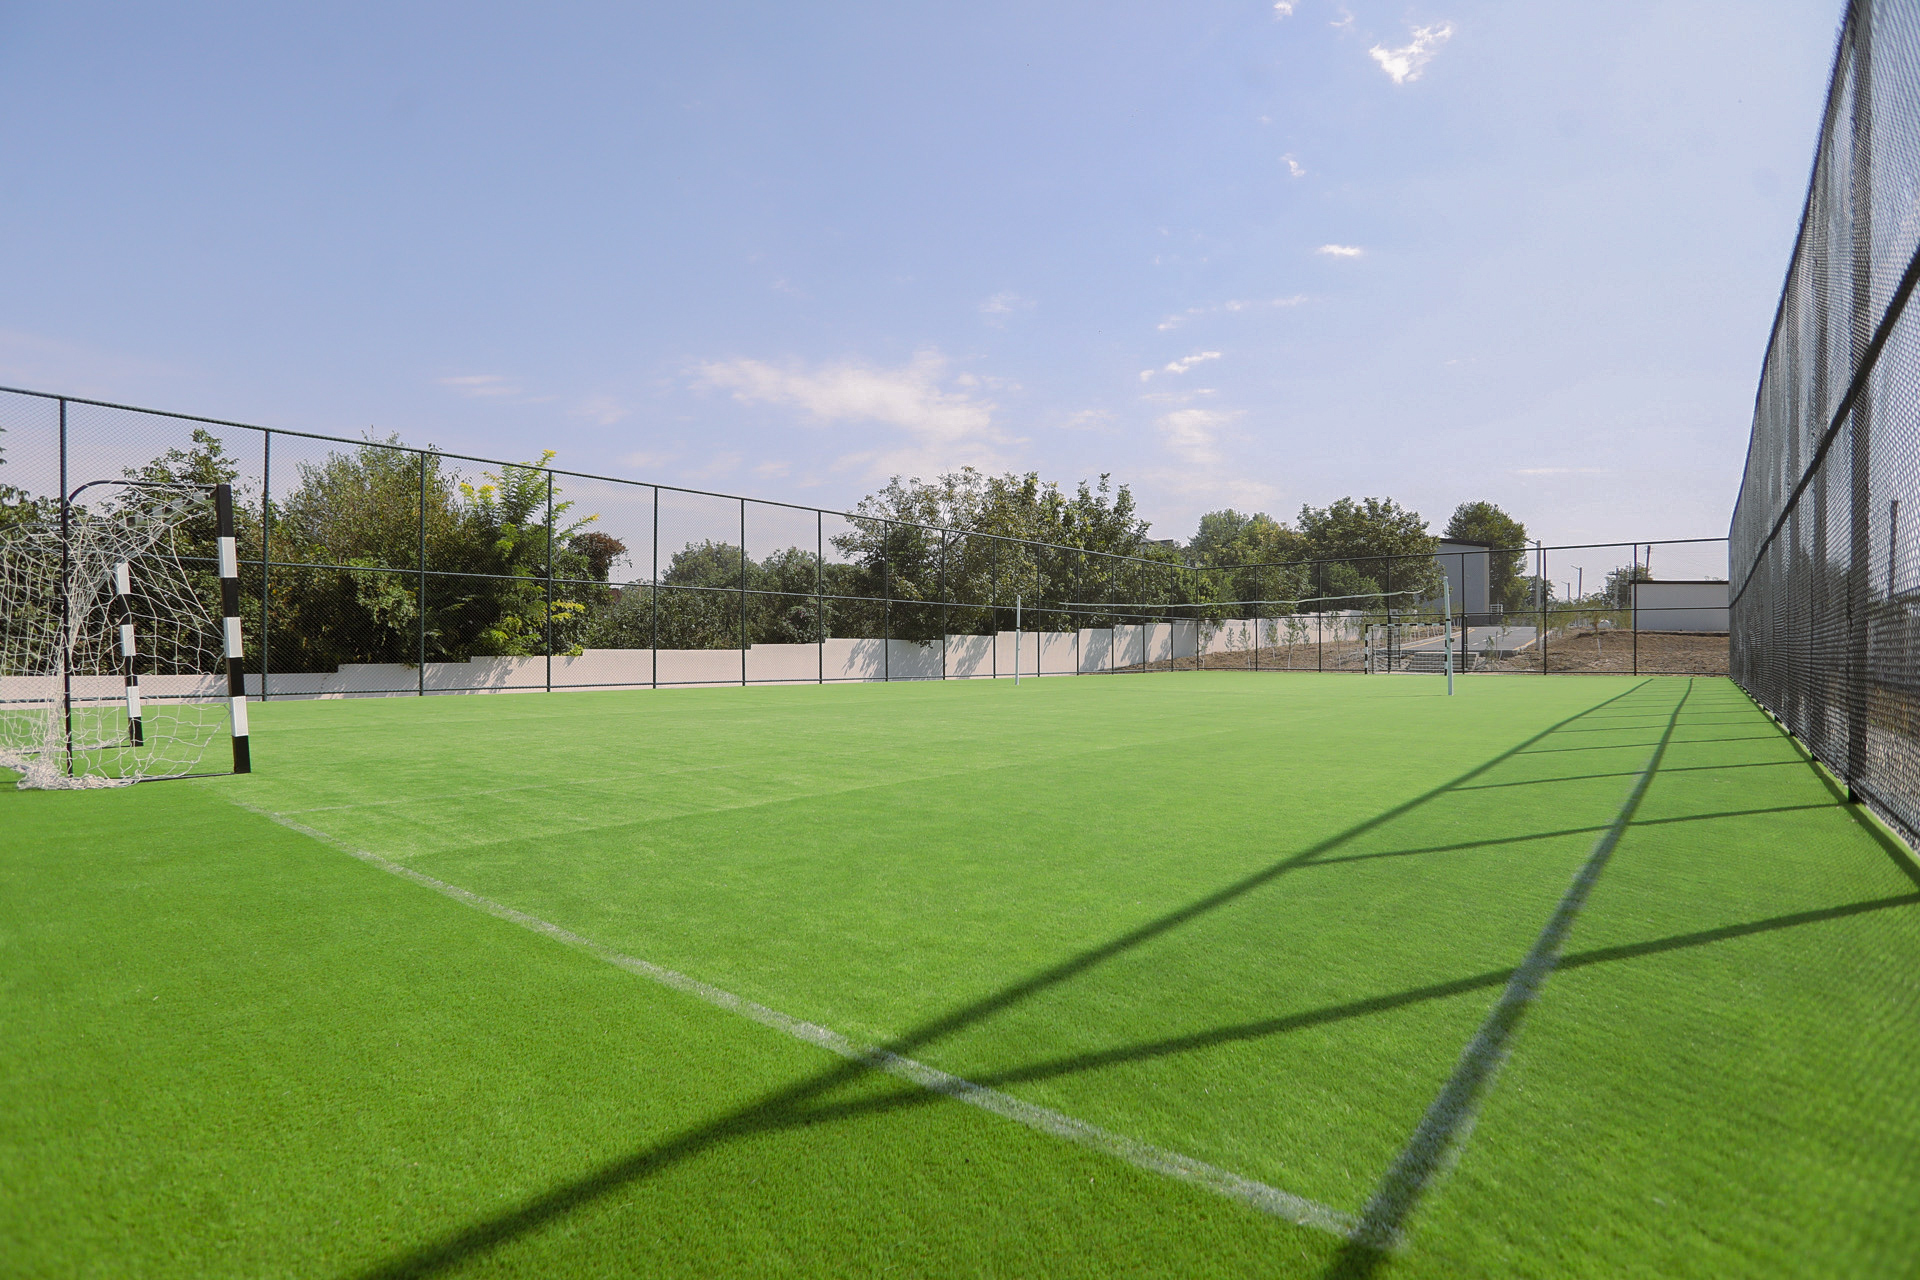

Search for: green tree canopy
xmin=1186 ymin=509 xmax=1311 ymax=613
xmin=1296 ymin=496 xmax=1441 ymax=605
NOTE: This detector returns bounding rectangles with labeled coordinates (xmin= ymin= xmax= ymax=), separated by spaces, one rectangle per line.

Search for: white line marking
xmin=223 ymin=796 xmax=1357 ymax=1238
xmin=1348 ymin=684 xmax=1692 ymax=1252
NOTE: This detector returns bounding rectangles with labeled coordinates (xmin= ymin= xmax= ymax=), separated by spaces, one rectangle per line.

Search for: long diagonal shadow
xmin=350 ymin=888 xmax=1920 ymax=1215
xmin=961 ymin=891 xmax=1920 ymax=1090
xmin=345 ymin=681 xmax=1666 ymax=1280
xmin=1305 ymin=803 xmax=1841 ymax=871
xmin=1455 ymin=757 xmax=1808 ymax=791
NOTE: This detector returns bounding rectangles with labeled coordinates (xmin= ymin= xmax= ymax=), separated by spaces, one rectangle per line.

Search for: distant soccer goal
xmin=0 ymin=480 xmax=251 ymax=789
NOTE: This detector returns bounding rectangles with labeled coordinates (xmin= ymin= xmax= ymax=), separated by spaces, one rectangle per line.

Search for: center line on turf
xmin=221 ymin=795 xmax=1358 ymax=1240
xmin=1344 ymin=682 xmax=1694 ymax=1255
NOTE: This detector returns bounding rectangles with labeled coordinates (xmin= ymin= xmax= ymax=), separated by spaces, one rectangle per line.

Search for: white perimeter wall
xmin=1 ymin=615 xmax=1370 ymax=702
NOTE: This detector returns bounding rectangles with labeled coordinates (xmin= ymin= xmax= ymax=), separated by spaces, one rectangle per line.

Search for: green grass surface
xmin=3 ymin=672 xmax=1916 ymax=1277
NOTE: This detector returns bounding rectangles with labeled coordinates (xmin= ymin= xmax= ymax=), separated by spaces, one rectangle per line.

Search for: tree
xmin=827 ymin=468 xmax=1179 ymax=640
xmin=258 ymin=440 xmax=618 ymax=668
xmin=0 ymin=426 xmax=58 ymax=530
xmin=1186 ymin=510 xmax=1311 ymax=615
xmin=1444 ymin=500 xmax=1530 ymax=612
xmin=1296 ymin=497 xmax=1441 ymax=606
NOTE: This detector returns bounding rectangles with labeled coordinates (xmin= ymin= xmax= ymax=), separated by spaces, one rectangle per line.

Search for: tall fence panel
xmin=1730 ymin=0 xmax=1920 ymax=843
xmin=0 ymin=383 xmax=1727 ymax=722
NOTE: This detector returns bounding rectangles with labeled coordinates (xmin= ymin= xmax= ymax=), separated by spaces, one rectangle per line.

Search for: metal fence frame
xmin=1729 ymin=0 xmax=1920 ymax=846
xmin=3 ymin=382 xmax=1728 ymax=696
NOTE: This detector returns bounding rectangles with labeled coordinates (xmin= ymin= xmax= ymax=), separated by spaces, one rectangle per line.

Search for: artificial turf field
xmin=3 ymin=672 xmax=1918 ymax=1278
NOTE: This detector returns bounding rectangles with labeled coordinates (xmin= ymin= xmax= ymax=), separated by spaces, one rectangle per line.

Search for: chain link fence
xmin=1730 ymin=0 xmax=1920 ymax=844
xmin=0 ymin=384 xmax=1727 ymax=699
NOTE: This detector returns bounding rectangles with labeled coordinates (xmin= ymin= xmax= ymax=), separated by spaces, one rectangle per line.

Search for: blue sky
xmin=0 ymin=1 xmax=1840 ymax=567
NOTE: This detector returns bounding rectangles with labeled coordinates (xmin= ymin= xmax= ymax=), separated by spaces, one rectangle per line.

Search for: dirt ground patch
xmin=1487 ymin=629 xmax=1728 ymax=675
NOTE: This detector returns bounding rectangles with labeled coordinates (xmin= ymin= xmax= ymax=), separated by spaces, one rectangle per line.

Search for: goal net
xmin=0 ymin=485 xmax=242 ymax=789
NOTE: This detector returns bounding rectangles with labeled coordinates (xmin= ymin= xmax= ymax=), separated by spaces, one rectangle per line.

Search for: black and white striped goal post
xmin=214 ymin=483 xmax=251 ymax=774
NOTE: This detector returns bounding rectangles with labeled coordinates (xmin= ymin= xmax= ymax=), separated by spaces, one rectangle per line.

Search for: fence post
xmin=546 ymin=471 xmax=555 ymax=694
xmin=58 ymin=399 xmax=72 ymax=777
xmin=1536 ymin=540 xmax=1546 ymax=675
xmin=817 ymin=509 xmax=825 ymax=685
xmin=651 ymin=487 xmax=659 ymax=690
xmin=260 ymin=429 xmax=271 ymax=702
xmin=417 ymin=453 xmax=427 ymax=696
xmin=1632 ymin=544 xmax=1639 ymax=674
xmin=882 ymin=522 xmax=890 ymax=683
xmin=1847 ymin=3 xmax=1876 ymax=791
xmin=740 ymin=498 xmax=748 ymax=687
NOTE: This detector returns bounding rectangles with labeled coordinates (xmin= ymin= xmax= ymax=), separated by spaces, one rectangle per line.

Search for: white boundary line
xmin=1347 ymin=683 xmax=1692 ymax=1252
xmin=223 ymin=796 xmax=1358 ymax=1239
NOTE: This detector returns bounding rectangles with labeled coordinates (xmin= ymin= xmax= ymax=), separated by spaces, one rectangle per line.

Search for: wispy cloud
xmin=620 ymin=448 xmax=680 ymax=471
xmin=978 ymin=291 xmax=1033 ymax=321
xmin=439 ymin=374 xmax=521 ymax=399
xmin=1272 ymin=1 xmax=1295 ymax=15
xmin=572 ymin=395 xmax=629 ymax=426
xmin=1059 ymin=408 xmax=1116 ymax=432
xmin=1512 ymin=466 xmax=1606 ymax=476
xmin=694 ymin=349 xmax=1011 ymax=479
xmin=1370 ymin=21 xmax=1454 ymax=85
xmin=1157 ymin=408 xmax=1233 ymax=466
xmin=1157 ymin=296 xmax=1308 ymax=331
xmin=1139 ymin=351 xmax=1223 ymax=382
xmin=1283 ymin=153 xmax=1307 ymax=178
xmin=1317 ymin=244 xmax=1364 ymax=258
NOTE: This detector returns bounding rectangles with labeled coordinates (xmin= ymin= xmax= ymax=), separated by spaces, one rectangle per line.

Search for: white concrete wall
xmin=1 ymin=613 xmax=1376 ymax=704
xmin=1632 ymin=581 xmax=1729 ymax=632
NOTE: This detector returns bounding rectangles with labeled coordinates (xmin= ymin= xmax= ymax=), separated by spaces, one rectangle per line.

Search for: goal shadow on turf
xmin=343 ymin=683 xmax=1919 ymax=1280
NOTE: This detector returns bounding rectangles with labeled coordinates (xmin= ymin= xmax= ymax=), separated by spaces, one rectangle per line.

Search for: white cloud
xmin=439 ymin=374 xmax=520 ymax=399
xmin=1060 ymin=408 xmax=1115 ymax=432
xmin=1330 ymin=4 xmax=1355 ymax=32
xmin=1512 ymin=466 xmax=1606 ymax=476
xmin=1158 ymin=296 xmax=1308 ymax=330
xmin=1283 ymin=154 xmax=1307 ymax=178
xmin=1165 ymin=351 xmax=1222 ymax=374
xmin=1369 ymin=22 xmax=1454 ymax=85
xmin=1156 ymin=408 xmax=1234 ymax=467
xmin=572 ymin=395 xmax=629 ymax=426
xmin=1317 ymin=244 xmax=1365 ymax=257
xmin=1273 ymin=1 xmax=1295 ymax=15
xmin=1139 ymin=351 xmax=1223 ymax=382
xmin=694 ymin=349 xmax=1010 ymax=479
xmin=978 ymin=291 xmax=1033 ymax=319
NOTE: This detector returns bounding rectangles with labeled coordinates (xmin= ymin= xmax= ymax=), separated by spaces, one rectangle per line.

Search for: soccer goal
xmin=0 ymin=480 xmax=251 ymax=789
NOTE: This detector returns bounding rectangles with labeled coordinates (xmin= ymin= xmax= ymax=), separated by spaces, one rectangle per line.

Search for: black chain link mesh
xmin=1731 ymin=0 xmax=1920 ymax=844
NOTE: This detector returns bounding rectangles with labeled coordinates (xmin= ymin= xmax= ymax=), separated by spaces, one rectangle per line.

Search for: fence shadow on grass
xmin=350 ymin=681 xmax=1906 ymax=1280
xmin=348 ymin=682 xmax=1680 ymax=1279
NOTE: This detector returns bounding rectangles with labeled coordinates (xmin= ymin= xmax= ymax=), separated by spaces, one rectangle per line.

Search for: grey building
xmin=1431 ymin=539 xmax=1494 ymax=618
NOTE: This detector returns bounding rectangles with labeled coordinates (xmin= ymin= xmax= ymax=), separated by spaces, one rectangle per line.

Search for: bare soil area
xmin=1486 ymin=629 xmax=1728 ymax=676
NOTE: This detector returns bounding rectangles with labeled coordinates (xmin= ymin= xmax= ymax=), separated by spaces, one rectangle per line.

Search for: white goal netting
xmin=0 ymin=491 xmax=231 ymax=789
